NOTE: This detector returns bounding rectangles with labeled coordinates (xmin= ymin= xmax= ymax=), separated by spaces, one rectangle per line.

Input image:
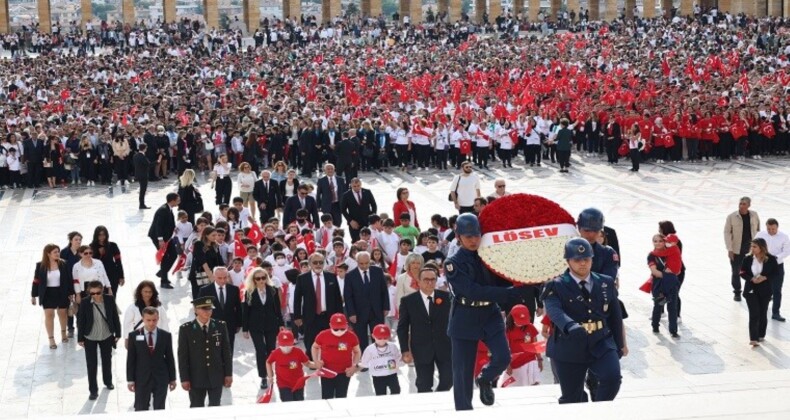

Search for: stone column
xmin=679 ymin=0 xmax=693 ymax=16
xmin=768 ymin=0 xmax=781 ymax=16
xmin=244 ymin=0 xmax=260 ymax=31
xmin=0 ymin=0 xmax=9 ymax=35
xmin=604 ymin=0 xmax=617 ymax=21
xmin=528 ymin=0 xmax=540 ymax=22
xmin=204 ymin=0 xmax=219 ymax=28
xmin=568 ymin=0 xmax=580 ymax=18
xmin=785 ymin=0 xmax=790 ymax=17
xmin=409 ymin=0 xmax=422 ymax=23
xmin=285 ymin=0 xmax=303 ymax=20
xmin=624 ymin=0 xmax=635 ymax=19
xmin=80 ymin=0 xmax=92 ymax=29
xmin=37 ymin=0 xmax=52 ymax=33
xmin=513 ymin=0 xmax=524 ymax=19
xmin=369 ymin=0 xmax=382 ymax=17
xmin=490 ymin=0 xmax=502 ymax=20
xmin=589 ymin=0 xmax=600 ymax=20
xmin=163 ymin=0 xmax=177 ymax=23
xmin=122 ymin=0 xmax=135 ymax=25
xmin=661 ymin=0 xmax=672 ymax=18
xmin=449 ymin=0 xmax=462 ymax=22
xmin=475 ymin=0 xmax=486 ymax=23
xmin=643 ymin=0 xmax=655 ymax=17
xmin=550 ymin=0 xmax=560 ymax=21
xmin=323 ymin=0 xmax=340 ymax=23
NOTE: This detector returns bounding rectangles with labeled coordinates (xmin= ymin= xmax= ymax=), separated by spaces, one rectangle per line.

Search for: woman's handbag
xmin=195 ymin=271 xmax=211 ymax=286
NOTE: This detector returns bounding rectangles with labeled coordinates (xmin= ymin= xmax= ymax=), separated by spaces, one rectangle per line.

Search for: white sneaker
xmin=116 ymin=180 xmax=121 ymax=186
xmin=77 ymin=180 xmax=81 ymax=185
xmin=677 ymin=317 xmax=682 ymax=324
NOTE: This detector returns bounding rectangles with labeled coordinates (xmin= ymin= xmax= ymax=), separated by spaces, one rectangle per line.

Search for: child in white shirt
xmin=228 ymin=258 xmax=245 ymax=287
xmin=378 ymin=220 xmax=401 ymax=264
xmin=174 ymin=211 xmax=194 ymax=244
xmin=358 ymin=325 xmax=403 ymax=395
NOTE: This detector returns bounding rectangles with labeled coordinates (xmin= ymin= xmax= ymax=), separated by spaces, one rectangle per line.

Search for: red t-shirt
xmin=266 ymin=347 xmax=309 ymax=389
xmin=314 ymin=329 xmax=359 ymax=373
xmin=507 ymin=325 xmax=540 ymax=366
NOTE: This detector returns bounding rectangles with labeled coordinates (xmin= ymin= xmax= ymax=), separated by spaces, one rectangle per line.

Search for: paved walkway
xmin=1 ymin=155 xmax=789 ymax=417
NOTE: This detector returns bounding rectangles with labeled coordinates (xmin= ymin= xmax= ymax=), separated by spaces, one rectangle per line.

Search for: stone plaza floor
xmin=1 ymin=155 xmax=789 ymax=418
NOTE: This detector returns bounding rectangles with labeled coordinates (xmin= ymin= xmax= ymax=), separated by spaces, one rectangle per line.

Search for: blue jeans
xmin=652 ymin=273 xmax=680 ymax=334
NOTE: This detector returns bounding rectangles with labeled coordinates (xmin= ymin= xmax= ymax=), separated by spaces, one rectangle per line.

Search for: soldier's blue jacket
xmin=541 ymin=270 xmax=624 ymax=363
xmin=592 ymin=242 xmax=619 ymax=280
xmin=444 ymin=247 xmax=512 ymax=341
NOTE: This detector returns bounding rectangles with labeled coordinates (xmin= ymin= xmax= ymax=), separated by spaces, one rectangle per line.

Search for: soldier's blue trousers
xmin=554 ymin=349 xmax=621 ymax=404
xmin=451 ymin=331 xmax=510 ymax=411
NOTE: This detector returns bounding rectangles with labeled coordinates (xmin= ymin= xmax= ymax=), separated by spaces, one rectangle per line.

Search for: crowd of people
xmin=19 ymin=5 xmax=790 ymax=412
xmin=5 ymin=10 xmax=790 ymax=190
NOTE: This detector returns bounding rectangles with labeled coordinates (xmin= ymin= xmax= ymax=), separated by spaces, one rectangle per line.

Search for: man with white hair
xmin=343 ymin=251 xmax=389 ymax=348
xmin=198 ymin=267 xmax=242 ymax=351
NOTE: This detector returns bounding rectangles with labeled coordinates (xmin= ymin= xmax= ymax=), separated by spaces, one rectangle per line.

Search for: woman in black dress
xmin=189 ymin=226 xmax=223 ymax=298
xmin=177 ymin=168 xmax=203 ymax=225
xmin=31 ymin=244 xmax=75 ymax=349
xmin=740 ymin=238 xmax=780 ymax=347
xmin=89 ymin=226 xmax=125 ymax=296
xmin=242 ymin=268 xmax=284 ymax=389
xmin=44 ymin=136 xmax=62 ymax=188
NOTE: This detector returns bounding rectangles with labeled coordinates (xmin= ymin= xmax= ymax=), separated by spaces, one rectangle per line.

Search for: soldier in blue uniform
xmin=542 ymin=238 xmax=624 ymax=404
xmin=444 ymin=213 xmax=522 ymax=411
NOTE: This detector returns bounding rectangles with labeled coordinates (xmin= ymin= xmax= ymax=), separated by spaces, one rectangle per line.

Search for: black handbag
xmin=448 ymin=176 xmax=460 ymax=201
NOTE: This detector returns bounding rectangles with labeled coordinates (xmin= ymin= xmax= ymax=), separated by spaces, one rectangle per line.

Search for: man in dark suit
xmin=147 ymin=193 xmax=180 ymax=289
xmin=252 ymin=169 xmax=281 ymax=224
xmin=126 ymin=307 xmax=177 ymax=411
xmin=143 ymin=125 xmax=160 ymax=181
xmin=293 ymin=253 xmax=344 ymax=359
xmin=344 ymin=252 xmax=389 ymax=348
xmin=282 ymin=184 xmax=320 ymax=227
xmin=397 ymin=265 xmax=452 ymax=393
xmin=133 ymin=143 xmax=151 ymax=209
xmin=22 ymin=134 xmax=44 ymax=188
xmin=335 ymin=130 xmax=359 ymax=181
xmin=178 ymin=297 xmax=233 ymax=407
xmin=198 ymin=267 xmax=242 ymax=351
xmin=298 ymin=120 xmax=324 ymax=177
xmin=340 ymin=178 xmax=378 ymax=242
xmin=316 ymin=163 xmax=347 ymax=227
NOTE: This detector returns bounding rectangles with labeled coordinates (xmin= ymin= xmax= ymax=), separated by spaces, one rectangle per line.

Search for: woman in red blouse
xmin=392 ymin=187 xmax=419 ymax=229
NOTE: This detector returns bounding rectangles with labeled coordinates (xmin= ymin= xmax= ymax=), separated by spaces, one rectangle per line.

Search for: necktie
xmin=579 ymin=280 xmax=591 ymax=301
xmin=219 ymin=287 xmax=225 ymax=309
xmin=202 ymin=324 xmax=208 ymax=337
xmin=300 ymin=198 xmax=305 ymax=208
xmin=427 ymin=296 xmax=433 ymax=316
xmin=356 ymin=191 xmax=361 ymax=205
xmin=363 ymin=271 xmax=369 ymax=285
xmin=329 ymin=178 xmax=337 ymax=202
xmin=148 ymin=331 xmax=154 ymax=355
xmin=315 ymin=274 xmax=323 ymax=314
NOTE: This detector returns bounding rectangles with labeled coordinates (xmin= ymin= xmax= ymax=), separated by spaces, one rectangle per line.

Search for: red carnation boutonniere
xmin=435 ymin=298 xmax=443 ymax=305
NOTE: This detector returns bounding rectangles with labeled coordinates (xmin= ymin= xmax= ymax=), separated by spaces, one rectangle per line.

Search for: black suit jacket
xmin=126 ymin=328 xmax=177 ymax=385
xmin=335 ymin=139 xmax=359 ymax=166
xmin=77 ymin=295 xmax=122 ymax=343
xmin=198 ymin=284 xmax=243 ymax=333
xmin=148 ymin=204 xmax=175 ymax=242
xmin=252 ymin=179 xmax=281 ymax=212
xmin=344 ymin=266 xmax=389 ymax=322
xmin=340 ymin=188 xmax=377 ymax=227
xmin=242 ymin=287 xmax=284 ymax=333
xmin=22 ymin=138 xmax=44 ymax=163
xmin=293 ymin=271 xmax=343 ymax=324
xmin=397 ymin=289 xmax=451 ymax=364
xmin=282 ymin=194 xmax=320 ymax=227
xmin=298 ymin=129 xmax=324 ymax=155
xmin=316 ymin=175 xmax=347 ymax=213
xmin=133 ymin=152 xmax=150 ymax=180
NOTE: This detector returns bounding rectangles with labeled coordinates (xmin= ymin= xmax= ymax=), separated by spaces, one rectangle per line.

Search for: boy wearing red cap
xmin=265 ymin=330 xmax=312 ymax=402
xmin=357 ymin=324 xmax=403 ymax=395
xmin=312 ymin=313 xmax=361 ymax=399
xmin=504 ymin=305 xmax=542 ymax=387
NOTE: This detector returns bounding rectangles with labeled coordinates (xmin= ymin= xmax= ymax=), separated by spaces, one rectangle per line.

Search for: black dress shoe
xmin=260 ymin=379 xmax=268 ymax=389
xmin=139 ymin=205 xmax=151 ymax=209
xmin=734 ymin=294 xmax=742 ymax=302
xmin=105 ymin=384 xmax=114 ymax=390
xmin=476 ymin=376 xmax=495 ymax=406
xmin=772 ymin=314 xmax=786 ymax=322
xmin=89 ymin=393 xmax=98 ymax=400
xmin=160 ymin=282 xmax=174 ymax=289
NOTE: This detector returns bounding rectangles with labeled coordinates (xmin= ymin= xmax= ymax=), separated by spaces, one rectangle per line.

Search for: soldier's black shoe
xmin=260 ymin=379 xmax=268 ymax=389
xmin=734 ymin=294 xmax=742 ymax=302
xmin=476 ymin=376 xmax=495 ymax=406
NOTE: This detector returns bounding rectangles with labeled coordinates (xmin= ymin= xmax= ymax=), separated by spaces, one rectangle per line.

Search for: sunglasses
xmin=495 ymin=185 xmax=505 ymax=188
xmin=89 ymin=292 xmax=102 ymax=296
xmin=254 ymin=276 xmax=267 ymax=281
xmin=83 ymin=252 xmax=93 ymax=255
xmin=311 ymin=261 xmax=325 ymax=265
xmin=331 ymin=328 xmax=346 ymax=332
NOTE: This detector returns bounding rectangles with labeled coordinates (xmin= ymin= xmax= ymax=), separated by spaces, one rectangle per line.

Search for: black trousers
xmin=372 ymin=374 xmax=401 ymax=395
xmin=138 ymin=178 xmax=148 ymax=207
xmin=557 ymin=150 xmax=571 ymax=169
xmin=395 ymin=144 xmax=410 ymax=168
xmin=745 ymin=283 xmax=772 ymax=341
xmin=414 ymin=356 xmax=453 ymax=393
xmin=320 ymin=375 xmax=351 ymax=399
xmin=114 ymin=158 xmax=128 ymax=184
xmin=278 ymin=387 xmax=304 ymax=402
xmin=84 ymin=336 xmax=114 ymax=394
xmin=133 ymin=379 xmax=168 ymax=410
xmin=151 ymin=238 xmax=177 ymax=284
xmin=27 ymin=161 xmax=42 ymax=187
xmin=327 ymin=202 xmax=342 ymax=227
xmin=526 ymin=144 xmax=541 ymax=164
xmin=731 ymin=254 xmax=745 ymax=295
xmin=352 ymin=314 xmax=382 ymax=349
xmin=606 ymin=140 xmax=619 ymax=163
xmin=303 ymin=313 xmax=330 ymax=360
xmin=250 ymin=330 xmax=277 ymax=378
xmin=188 ymin=386 xmax=222 ymax=407
xmin=348 ymin=221 xmax=367 ymax=243
xmin=476 ymin=146 xmax=489 ymax=167
xmin=214 ymin=177 xmax=232 ymax=205
xmin=435 ymin=149 xmax=448 ymax=170
xmin=629 ymin=149 xmax=640 ymax=171
xmin=773 ymin=265 xmax=784 ymax=316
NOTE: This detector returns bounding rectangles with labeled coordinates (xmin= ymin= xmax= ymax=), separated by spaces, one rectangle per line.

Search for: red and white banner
xmin=480 ymin=223 xmax=577 ymax=248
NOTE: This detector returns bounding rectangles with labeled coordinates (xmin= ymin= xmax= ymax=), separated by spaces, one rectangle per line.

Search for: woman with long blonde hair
xmin=242 ymin=268 xmax=284 ymax=389
xmin=177 ymin=168 xmax=203 ymax=224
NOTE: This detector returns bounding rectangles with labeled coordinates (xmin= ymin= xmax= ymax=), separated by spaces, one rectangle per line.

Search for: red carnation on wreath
xmin=477 ymin=193 xmax=577 ymax=285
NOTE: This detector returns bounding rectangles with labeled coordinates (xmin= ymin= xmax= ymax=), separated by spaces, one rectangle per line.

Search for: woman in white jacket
xmin=72 ymin=245 xmax=112 ymax=302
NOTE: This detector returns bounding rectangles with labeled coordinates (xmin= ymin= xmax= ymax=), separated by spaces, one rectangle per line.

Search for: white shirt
xmin=419 ymin=290 xmax=435 ymax=314
xmin=123 ymin=303 xmax=169 ymax=336
xmin=451 ymin=173 xmax=481 ymax=207
xmin=72 ymin=259 xmax=111 ymax=294
xmin=755 ymin=230 xmax=790 ymax=264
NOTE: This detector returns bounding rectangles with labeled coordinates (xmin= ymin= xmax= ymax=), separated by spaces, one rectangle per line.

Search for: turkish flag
xmin=171 ymin=253 xmax=187 ymax=274
xmin=155 ymin=241 xmax=168 ymax=264
xmin=460 ymin=139 xmax=472 ymax=155
xmin=640 ymin=278 xmax=653 ymax=294
xmin=256 ymin=386 xmax=273 ymax=403
xmin=248 ymin=223 xmax=263 ymax=244
xmin=501 ymin=375 xmax=517 ymax=388
xmin=519 ymin=341 xmax=547 ymax=355
xmin=316 ymin=368 xmax=338 ymax=378
xmin=234 ymin=239 xmax=246 ymax=258
xmin=510 ymin=352 xmax=532 ymax=369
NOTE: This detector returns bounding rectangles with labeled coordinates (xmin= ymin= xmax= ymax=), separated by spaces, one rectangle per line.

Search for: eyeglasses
xmin=331 ymin=328 xmax=346 ymax=332
xmin=83 ymin=252 xmax=93 ymax=255
xmin=89 ymin=292 xmax=102 ymax=296
xmin=495 ymin=185 xmax=505 ymax=188
xmin=421 ymin=277 xmax=438 ymax=282
xmin=311 ymin=261 xmax=325 ymax=265
xmin=254 ymin=276 xmax=267 ymax=281
xmin=463 ymin=166 xmax=472 ymax=169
